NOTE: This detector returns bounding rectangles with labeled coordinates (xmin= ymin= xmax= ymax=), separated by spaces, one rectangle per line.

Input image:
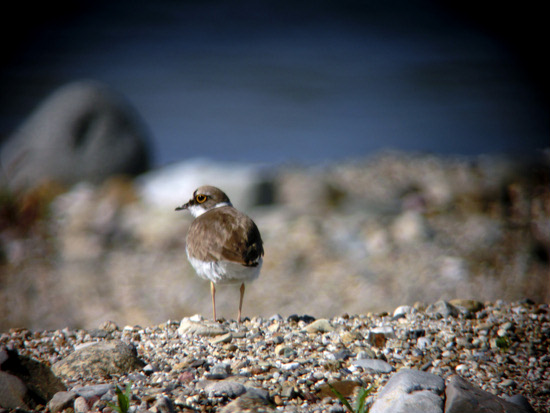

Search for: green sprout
xmin=495 ymin=335 xmax=511 ymax=352
xmin=329 ymin=383 xmax=373 ymax=413
xmin=107 ymin=382 xmax=132 ymax=413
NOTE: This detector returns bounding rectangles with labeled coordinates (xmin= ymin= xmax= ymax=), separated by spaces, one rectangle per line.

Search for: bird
xmin=175 ymin=185 xmax=264 ymax=322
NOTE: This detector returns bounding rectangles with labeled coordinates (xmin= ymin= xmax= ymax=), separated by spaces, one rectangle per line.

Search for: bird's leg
xmin=211 ymin=281 xmax=217 ymax=322
xmin=238 ymin=282 xmax=245 ymax=323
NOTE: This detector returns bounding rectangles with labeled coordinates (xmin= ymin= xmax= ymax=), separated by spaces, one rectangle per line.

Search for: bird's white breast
xmin=186 ymin=250 xmax=262 ymax=284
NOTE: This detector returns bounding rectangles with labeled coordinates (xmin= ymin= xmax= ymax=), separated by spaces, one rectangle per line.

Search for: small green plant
xmin=329 ymin=383 xmax=373 ymax=413
xmin=495 ymin=335 xmax=511 ymax=352
xmin=107 ymin=382 xmax=132 ymax=413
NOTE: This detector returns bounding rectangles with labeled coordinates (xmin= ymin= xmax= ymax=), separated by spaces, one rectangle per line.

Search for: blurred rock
xmin=0 ymin=371 xmax=29 ymax=409
xmin=369 ymin=369 xmax=444 ymax=413
xmin=220 ymin=389 xmax=275 ymax=413
xmin=445 ymin=375 xmax=534 ymax=413
xmin=1 ymin=80 xmax=151 ymax=190
xmin=0 ymin=347 xmax=66 ymax=409
xmin=52 ymin=340 xmax=144 ymax=379
xmin=47 ymin=391 xmax=77 ymax=413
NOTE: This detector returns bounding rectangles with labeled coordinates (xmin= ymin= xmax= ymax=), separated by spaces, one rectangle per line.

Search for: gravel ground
xmin=1 ymin=299 xmax=549 ymax=412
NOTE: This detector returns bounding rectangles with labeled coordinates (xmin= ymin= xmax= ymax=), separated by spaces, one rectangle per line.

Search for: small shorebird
xmin=176 ymin=186 xmax=264 ymax=322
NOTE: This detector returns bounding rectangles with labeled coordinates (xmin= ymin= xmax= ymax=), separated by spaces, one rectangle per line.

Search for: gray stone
xmin=304 ymin=319 xmax=335 ymax=333
xmin=220 ymin=389 xmax=275 ymax=413
xmin=152 ymin=395 xmax=175 ymax=413
xmin=1 ymin=80 xmax=151 ymax=189
xmin=426 ymin=300 xmax=460 ymax=318
xmin=178 ymin=317 xmax=229 ymax=337
xmin=504 ymin=395 xmax=536 ymax=413
xmin=445 ymin=375 xmax=534 ymax=413
xmin=448 ymin=299 xmax=484 ymax=314
xmin=52 ymin=340 xmax=144 ymax=379
xmin=204 ymin=363 xmax=230 ymax=380
xmin=47 ymin=391 xmax=77 ymax=413
xmin=74 ymin=396 xmax=90 ymax=413
xmin=210 ymin=332 xmax=233 ymax=345
xmin=73 ymin=383 xmax=114 ymax=399
xmin=393 ymin=305 xmax=417 ymax=318
xmin=351 ymin=359 xmax=394 ymax=374
xmin=0 ymin=371 xmax=29 ymax=409
xmin=370 ymin=368 xmax=445 ymax=413
xmin=204 ymin=380 xmax=247 ymax=397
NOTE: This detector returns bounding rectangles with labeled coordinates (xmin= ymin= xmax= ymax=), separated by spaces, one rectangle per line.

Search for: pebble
xmin=0 ymin=300 xmax=546 ymax=412
xmin=204 ymin=380 xmax=247 ymax=397
xmin=351 ymin=359 xmax=394 ymax=374
xmin=178 ymin=317 xmax=228 ymax=337
xmin=46 ymin=391 xmax=77 ymax=413
xmin=304 ymin=319 xmax=334 ymax=333
xmin=74 ymin=396 xmax=90 ymax=413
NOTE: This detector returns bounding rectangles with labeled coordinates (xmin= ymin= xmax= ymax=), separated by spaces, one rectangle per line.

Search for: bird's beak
xmin=175 ymin=202 xmax=189 ymax=211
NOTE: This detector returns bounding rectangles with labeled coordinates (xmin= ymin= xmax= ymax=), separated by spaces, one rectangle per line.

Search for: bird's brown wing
xmin=186 ymin=206 xmax=263 ymax=266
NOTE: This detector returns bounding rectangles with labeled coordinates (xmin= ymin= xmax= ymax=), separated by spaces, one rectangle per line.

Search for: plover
xmin=176 ymin=186 xmax=264 ymax=322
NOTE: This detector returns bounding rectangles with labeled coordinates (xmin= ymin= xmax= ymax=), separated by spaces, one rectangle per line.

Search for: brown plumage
xmin=186 ymin=205 xmax=263 ymax=266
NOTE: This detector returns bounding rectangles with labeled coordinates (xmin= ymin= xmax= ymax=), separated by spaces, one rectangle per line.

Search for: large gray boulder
xmin=369 ymin=368 xmax=445 ymax=413
xmin=1 ymin=80 xmax=151 ymax=189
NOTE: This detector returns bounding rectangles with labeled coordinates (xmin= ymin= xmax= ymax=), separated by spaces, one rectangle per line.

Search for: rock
xmin=52 ymin=340 xmax=144 ymax=379
xmin=204 ymin=363 xmax=230 ymax=380
xmin=426 ymin=300 xmax=460 ymax=318
xmin=393 ymin=305 xmax=417 ymax=318
xmin=210 ymin=332 xmax=233 ymax=345
xmin=416 ymin=336 xmax=432 ymax=350
xmin=317 ymin=380 xmax=360 ymax=399
xmin=351 ymin=359 xmax=394 ymax=374
xmin=0 ymin=348 xmax=66 ymax=407
xmin=151 ymin=395 xmax=175 ymax=413
xmin=220 ymin=389 xmax=275 ymax=412
xmin=0 ymin=371 xmax=30 ymax=409
xmin=445 ymin=375 xmax=535 ymax=413
xmin=280 ymin=361 xmax=301 ymax=371
xmin=304 ymin=319 xmax=335 ymax=333
xmin=1 ymin=80 xmax=151 ymax=190
xmin=73 ymin=383 xmax=114 ymax=399
xmin=204 ymin=380 xmax=247 ymax=398
xmin=178 ymin=317 xmax=229 ymax=337
xmin=448 ymin=299 xmax=484 ymax=314
xmin=47 ymin=391 xmax=77 ymax=413
xmin=504 ymin=395 xmax=537 ymax=413
xmin=370 ymin=368 xmax=445 ymax=413
xmin=339 ymin=330 xmax=364 ymax=345
xmin=74 ymin=396 xmax=90 ymax=413
xmin=367 ymin=326 xmax=395 ymax=347
xmin=274 ymin=344 xmax=295 ymax=358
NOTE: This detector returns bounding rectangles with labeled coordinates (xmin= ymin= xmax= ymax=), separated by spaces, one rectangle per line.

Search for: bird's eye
xmin=196 ymin=194 xmax=207 ymax=203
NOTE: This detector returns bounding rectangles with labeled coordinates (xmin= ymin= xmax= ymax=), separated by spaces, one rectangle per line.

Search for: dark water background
xmin=2 ymin=0 xmax=548 ymax=167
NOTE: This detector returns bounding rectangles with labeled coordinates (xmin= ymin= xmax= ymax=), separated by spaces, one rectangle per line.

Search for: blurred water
xmin=1 ymin=1 xmax=548 ymax=167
